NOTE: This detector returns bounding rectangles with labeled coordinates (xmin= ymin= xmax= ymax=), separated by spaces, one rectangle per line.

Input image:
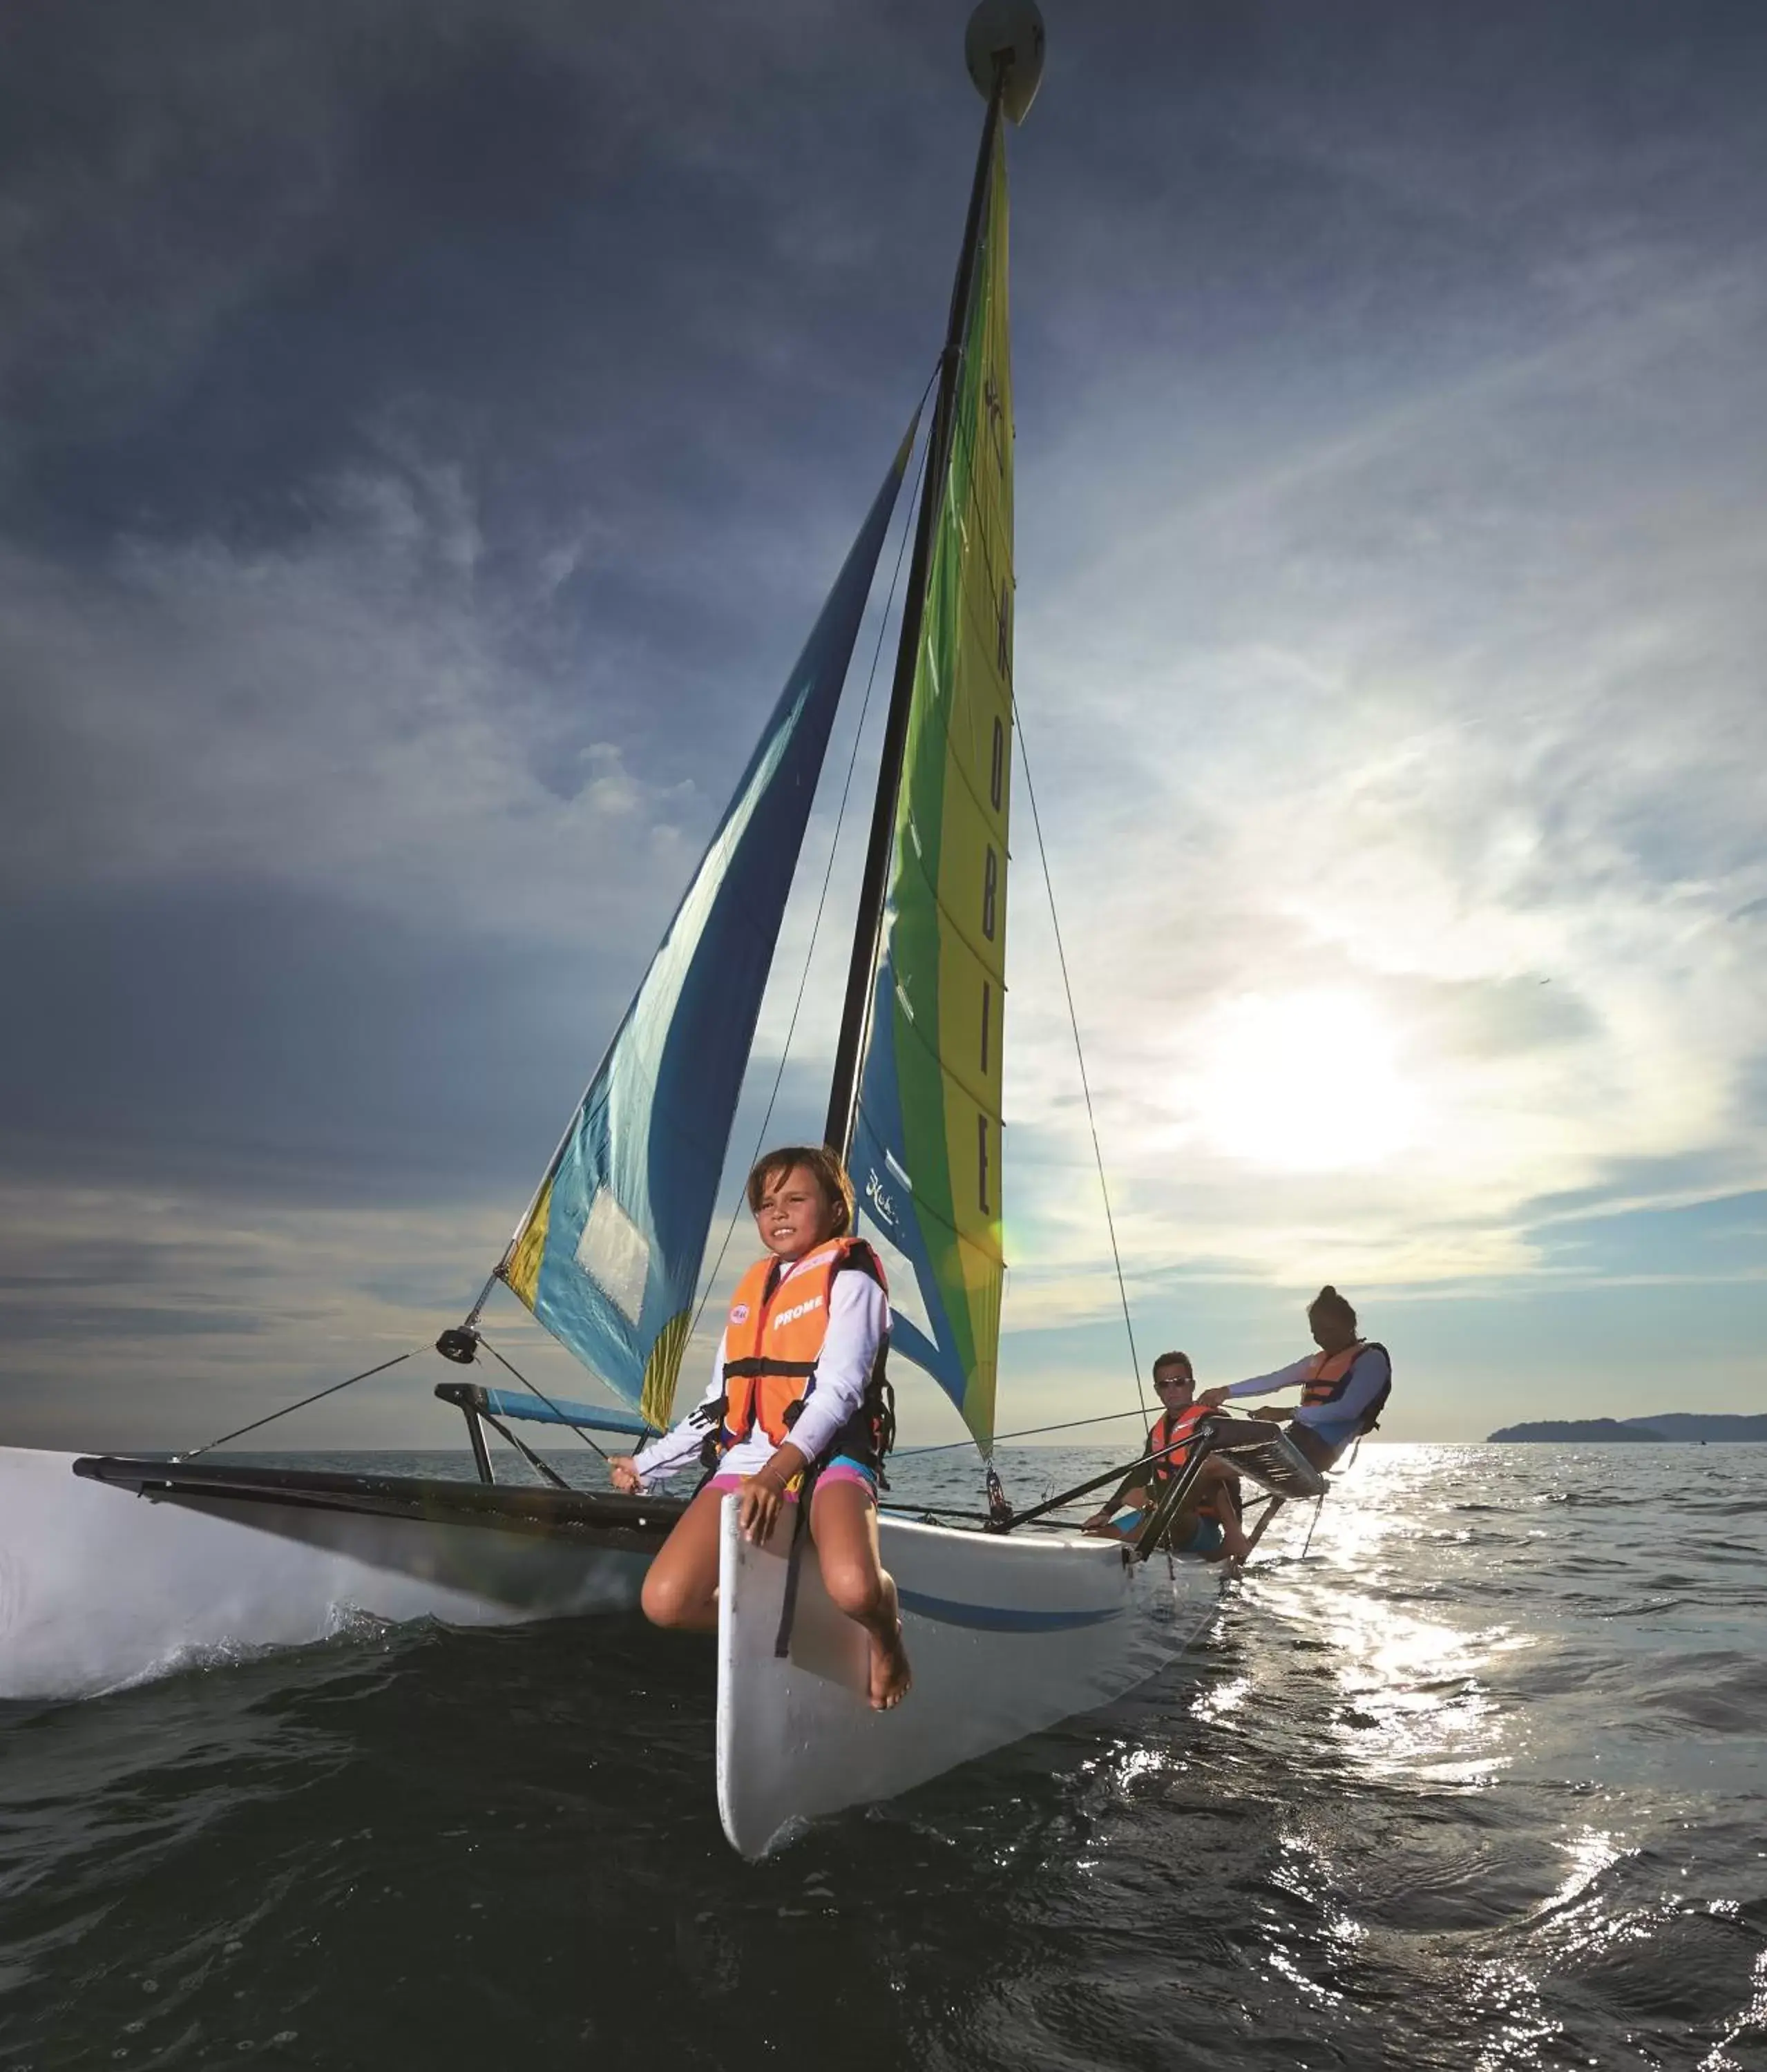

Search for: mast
xmin=825 ymin=4 xmax=1043 ymax=1157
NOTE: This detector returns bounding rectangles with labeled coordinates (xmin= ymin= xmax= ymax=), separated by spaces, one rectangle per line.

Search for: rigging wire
xmin=896 ymin=1401 xmax=1156 ymax=1457
xmin=1013 ymin=709 xmax=1150 ymax=1430
xmin=685 ymin=370 xmax=940 ymax=1344
xmin=1300 ymin=1492 xmax=1326 ymax=1560
xmin=174 ymin=1348 xmax=420 ymax=1460
xmin=477 ymin=1334 xmax=614 ymax=1464
xmin=474 ymin=1401 xmax=572 ymax=1490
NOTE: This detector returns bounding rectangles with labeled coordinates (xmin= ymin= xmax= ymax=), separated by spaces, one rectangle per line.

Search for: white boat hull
xmin=716 ymin=1497 xmax=1222 ymax=1857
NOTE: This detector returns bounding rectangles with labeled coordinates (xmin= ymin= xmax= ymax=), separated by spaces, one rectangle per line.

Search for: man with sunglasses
xmin=1082 ymin=1351 xmax=1250 ymax=1557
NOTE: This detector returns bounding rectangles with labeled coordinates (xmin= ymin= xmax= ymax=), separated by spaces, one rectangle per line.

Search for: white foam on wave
xmin=95 ymin=1602 xmax=417 ymax=1698
xmin=0 ymin=1448 xmax=515 ymax=1701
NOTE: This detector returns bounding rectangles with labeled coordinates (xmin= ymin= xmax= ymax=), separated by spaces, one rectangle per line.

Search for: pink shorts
xmin=706 ymin=1455 xmax=877 ymax=1504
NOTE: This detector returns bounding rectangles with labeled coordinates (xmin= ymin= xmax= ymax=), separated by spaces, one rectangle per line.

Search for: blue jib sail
xmin=501 ymin=428 xmax=915 ymax=1431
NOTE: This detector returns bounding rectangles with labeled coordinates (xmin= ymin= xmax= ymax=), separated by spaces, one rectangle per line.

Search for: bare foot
xmin=868 ymin=1619 xmax=913 ymax=1711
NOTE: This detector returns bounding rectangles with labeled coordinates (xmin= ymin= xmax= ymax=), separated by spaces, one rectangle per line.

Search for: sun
xmin=1190 ymin=988 xmax=1422 ymax=1172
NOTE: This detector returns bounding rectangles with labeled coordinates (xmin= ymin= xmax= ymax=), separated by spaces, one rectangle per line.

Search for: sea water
xmin=1 ymin=1442 xmax=1762 ymax=2069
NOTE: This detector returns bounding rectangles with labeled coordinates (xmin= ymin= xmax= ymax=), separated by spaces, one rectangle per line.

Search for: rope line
xmin=478 ymin=1335 xmax=613 ymax=1464
xmin=475 ymin=1402 xmax=572 ymax=1490
xmin=1301 ymin=1493 xmax=1326 ymax=1559
xmin=175 ymin=1350 xmax=418 ymax=1460
xmin=897 ymin=1401 xmax=1156 ymax=1457
xmin=687 ymin=370 xmax=939 ymax=1343
xmin=1013 ymin=710 xmax=1149 ymax=1428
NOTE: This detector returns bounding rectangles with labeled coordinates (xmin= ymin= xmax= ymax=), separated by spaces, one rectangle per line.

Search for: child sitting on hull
xmin=609 ymin=1145 xmax=913 ymax=1713
xmin=1199 ymin=1285 xmax=1391 ymax=1470
xmin=1081 ymin=1350 xmax=1251 ymax=1560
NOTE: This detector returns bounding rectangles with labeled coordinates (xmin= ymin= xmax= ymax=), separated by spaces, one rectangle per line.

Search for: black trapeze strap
xmin=773 ymin=1464 xmax=821 ymax=1659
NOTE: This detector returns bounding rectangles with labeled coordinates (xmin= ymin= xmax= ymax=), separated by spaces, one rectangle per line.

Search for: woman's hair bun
xmin=1309 ymin=1283 xmax=1357 ymax=1325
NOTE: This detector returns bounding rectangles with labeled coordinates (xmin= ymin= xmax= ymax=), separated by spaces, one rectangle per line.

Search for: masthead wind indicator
xmin=965 ymin=0 xmax=1045 ymax=124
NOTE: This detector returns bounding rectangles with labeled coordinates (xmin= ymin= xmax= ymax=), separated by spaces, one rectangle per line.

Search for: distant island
xmin=1487 ymin=1413 xmax=1767 ymax=1443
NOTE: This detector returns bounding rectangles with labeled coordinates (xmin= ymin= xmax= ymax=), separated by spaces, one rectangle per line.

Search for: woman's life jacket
xmin=1299 ymin=1340 xmax=1392 ymax=1433
xmin=711 ymin=1238 xmax=895 ymax=1475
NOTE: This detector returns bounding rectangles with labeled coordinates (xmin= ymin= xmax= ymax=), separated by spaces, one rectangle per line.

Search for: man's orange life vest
xmin=1143 ymin=1401 xmax=1234 ymax=1529
xmin=716 ymin=1238 xmax=890 ymax=1460
xmin=1299 ymin=1339 xmax=1391 ymax=1430
xmin=1148 ymin=1403 xmax=1208 ymax=1486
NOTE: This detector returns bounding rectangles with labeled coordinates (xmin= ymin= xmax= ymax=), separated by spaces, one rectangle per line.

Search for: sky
xmin=2 ymin=0 xmax=1764 ymax=1459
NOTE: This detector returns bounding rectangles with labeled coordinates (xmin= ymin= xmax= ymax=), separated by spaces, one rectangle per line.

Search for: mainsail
xmin=499 ymin=435 xmax=915 ymax=1430
xmin=850 ymin=126 xmax=1015 ymax=1452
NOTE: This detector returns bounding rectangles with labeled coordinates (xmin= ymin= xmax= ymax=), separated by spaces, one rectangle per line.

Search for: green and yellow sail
xmin=850 ymin=126 xmax=1014 ymax=1452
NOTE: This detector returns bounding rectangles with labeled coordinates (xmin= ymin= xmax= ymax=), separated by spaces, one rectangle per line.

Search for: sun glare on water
xmin=1190 ymin=988 xmax=1422 ymax=1172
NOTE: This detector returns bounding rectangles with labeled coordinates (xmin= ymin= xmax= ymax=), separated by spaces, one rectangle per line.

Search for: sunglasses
xmin=1154 ymin=1373 xmax=1194 ymax=1389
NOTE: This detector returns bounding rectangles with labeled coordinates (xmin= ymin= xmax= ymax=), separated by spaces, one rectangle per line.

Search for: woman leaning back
xmin=1198 ymin=1285 xmax=1391 ymax=1471
xmin=609 ymin=1144 xmax=913 ymax=1711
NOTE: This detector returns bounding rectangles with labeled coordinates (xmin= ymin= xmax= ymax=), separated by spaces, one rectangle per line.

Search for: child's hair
xmin=1308 ymin=1284 xmax=1357 ymax=1331
xmin=745 ymin=1144 xmax=854 ymax=1237
xmin=1152 ymin=1350 xmax=1194 ymax=1381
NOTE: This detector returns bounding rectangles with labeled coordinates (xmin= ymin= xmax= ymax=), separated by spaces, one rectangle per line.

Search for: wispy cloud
xmin=0 ymin=489 xmax=707 ymax=946
xmin=997 ymin=237 xmax=1767 ymax=1332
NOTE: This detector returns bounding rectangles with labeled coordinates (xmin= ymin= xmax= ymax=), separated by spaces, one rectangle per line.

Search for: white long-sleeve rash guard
xmin=1225 ymin=1345 xmax=1391 ymax=1433
xmin=627 ymin=1255 xmax=888 ymax=1490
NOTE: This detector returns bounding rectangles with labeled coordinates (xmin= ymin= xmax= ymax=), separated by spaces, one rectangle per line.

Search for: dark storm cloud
xmin=0 ymin=1 xmax=967 ymax=852
xmin=1 ymin=3 xmax=944 ymax=558
xmin=11 ymin=0 xmax=1766 ymax=798
xmin=0 ymin=881 xmax=630 ymax=1205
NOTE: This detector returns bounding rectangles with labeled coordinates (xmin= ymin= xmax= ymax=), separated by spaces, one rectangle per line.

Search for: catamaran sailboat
xmin=24 ymin=3 xmax=1328 ymax=1854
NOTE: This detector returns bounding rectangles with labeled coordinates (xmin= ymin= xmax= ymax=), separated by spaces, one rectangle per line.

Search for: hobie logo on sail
xmin=866 ymin=1169 xmax=898 ymax=1229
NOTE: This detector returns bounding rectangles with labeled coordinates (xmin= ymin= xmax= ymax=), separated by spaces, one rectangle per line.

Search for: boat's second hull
xmin=113 ymin=1482 xmax=659 ymax=1621
xmin=0 ymin=1450 xmax=681 ymax=1700
xmin=716 ymin=1502 xmax=1221 ymax=1857
xmin=73 ymin=1455 xmax=678 ymax=1614
xmin=0 ymin=1459 xmax=646 ymax=1699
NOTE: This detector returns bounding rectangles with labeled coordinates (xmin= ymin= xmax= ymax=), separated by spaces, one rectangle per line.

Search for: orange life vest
xmin=716 ymin=1238 xmax=890 ymax=1459
xmin=1300 ymin=1340 xmax=1391 ymax=1430
xmin=1148 ymin=1403 xmax=1208 ymax=1486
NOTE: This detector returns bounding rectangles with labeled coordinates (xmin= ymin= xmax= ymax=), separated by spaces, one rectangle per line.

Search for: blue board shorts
xmin=1112 ymin=1509 xmax=1223 ymax=1555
